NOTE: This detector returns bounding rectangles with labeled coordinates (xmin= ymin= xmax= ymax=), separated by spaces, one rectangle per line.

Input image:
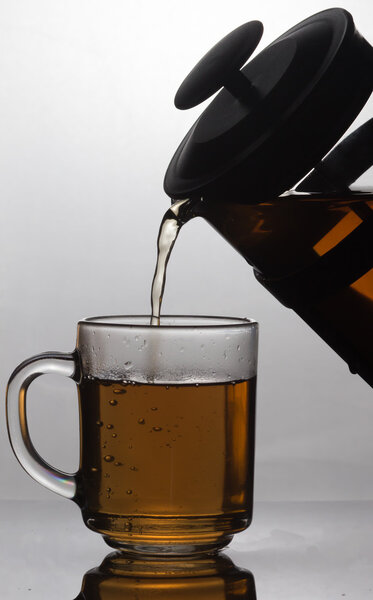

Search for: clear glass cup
xmin=6 ymin=315 xmax=258 ymax=555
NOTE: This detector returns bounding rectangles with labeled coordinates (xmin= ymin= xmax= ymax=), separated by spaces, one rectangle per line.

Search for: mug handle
xmin=6 ymin=351 xmax=79 ymax=500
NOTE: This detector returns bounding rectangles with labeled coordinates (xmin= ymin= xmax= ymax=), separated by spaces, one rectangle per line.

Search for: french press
xmin=164 ymin=8 xmax=373 ymax=387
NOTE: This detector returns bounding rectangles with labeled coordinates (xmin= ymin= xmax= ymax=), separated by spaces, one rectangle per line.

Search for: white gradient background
xmin=0 ymin=0 xmax=372 ymax=504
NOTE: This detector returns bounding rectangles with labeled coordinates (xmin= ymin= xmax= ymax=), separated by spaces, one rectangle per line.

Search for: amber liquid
xmin=78 ymin=378 xmax=256 ymax=552
xmin=150 ymin=198 xmax=195 ymax=325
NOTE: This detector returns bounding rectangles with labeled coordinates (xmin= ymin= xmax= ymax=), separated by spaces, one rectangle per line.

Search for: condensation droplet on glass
xmin=109 ymin=399 xmax=118 ymax=406
xmin=237 ymin=345 xmax=240 ymax=351
xmin=153 ymin=426 xmax=162 ymax=432
xmin=114 ymin=461 xmax=122 ymax=467
xmin=137 ymin=418 xmax=145 ymax=425
xmin=104 ymin=455 xmax=114 ymax=463
xmin=96 ymin=421 xmax=103 ymax=427
xmin=126 ymin=489 xmax=133 ymax=495
xmin=91 ymin=467 xmax=98 ymax=472
xmin=107 ymin=424 xmax=114 ymax=430
xmin=106 ymin=487 xmax=111 ymax=493
xmin=112 ymin=433 xmax=117 ymax=438
xmin=151 ymin=407 xmax=158 ymax=411
xmin=129 ymin=465 xmax=138 ymax=471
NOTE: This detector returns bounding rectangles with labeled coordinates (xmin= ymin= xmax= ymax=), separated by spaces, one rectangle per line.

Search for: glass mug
xmin=6 ymin=315 xmax=258 ymax=555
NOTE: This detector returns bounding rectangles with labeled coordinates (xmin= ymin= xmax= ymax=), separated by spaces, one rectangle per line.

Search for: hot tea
xmin=79 ymin=377 xmax=256 ymax=551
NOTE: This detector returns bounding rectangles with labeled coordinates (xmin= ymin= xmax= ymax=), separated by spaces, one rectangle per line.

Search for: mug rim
xmin=78 ymin=315 xmax=258 ymax=330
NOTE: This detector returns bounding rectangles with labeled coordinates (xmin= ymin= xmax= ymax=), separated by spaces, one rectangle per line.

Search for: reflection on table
xmin=74 ymin=551 xmax=256 ymax=599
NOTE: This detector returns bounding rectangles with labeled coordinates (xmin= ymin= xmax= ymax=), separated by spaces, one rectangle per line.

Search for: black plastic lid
xmin=164 ymin=8 xmax=373 ymax=201
xmin=296 ymin=118 xmax=373 ymax=192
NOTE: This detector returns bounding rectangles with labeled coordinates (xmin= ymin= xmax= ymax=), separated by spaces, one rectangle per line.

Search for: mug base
xmin=102 ymin=535 xmax=234 ymax=556
xmin=84 ymin=511 xmax=250 ymax=557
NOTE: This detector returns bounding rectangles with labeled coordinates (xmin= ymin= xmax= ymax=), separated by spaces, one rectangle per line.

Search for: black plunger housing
xmin=296 ymin=118 xmax=373 ymax=192
xmin=164 ymin=8 xmax=373 ymax=202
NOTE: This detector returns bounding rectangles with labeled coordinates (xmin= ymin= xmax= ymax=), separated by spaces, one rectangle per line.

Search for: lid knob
xmin=174 ymin=21 xmax=263 ymax=110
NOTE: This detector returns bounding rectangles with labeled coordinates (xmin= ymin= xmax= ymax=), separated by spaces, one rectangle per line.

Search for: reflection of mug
xmin=7 ymin=316 xmax=258 ymax=555
xmin=75 ymin=551 xmax=257 ymax=600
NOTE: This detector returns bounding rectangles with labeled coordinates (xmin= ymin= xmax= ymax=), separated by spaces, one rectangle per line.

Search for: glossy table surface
xmin=2 ymin=499 xmax=373 ymax=599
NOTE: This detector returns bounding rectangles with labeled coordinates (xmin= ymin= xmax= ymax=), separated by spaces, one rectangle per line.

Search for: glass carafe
xmin=195 ymin=188 xmax=372 ymax=387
